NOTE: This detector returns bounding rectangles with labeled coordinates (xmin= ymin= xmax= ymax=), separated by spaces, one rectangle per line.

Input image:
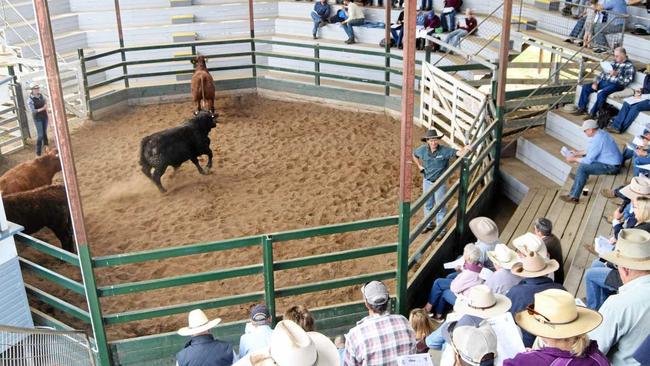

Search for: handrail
xmin=16 ymin=232 xmax=80 ymax=266
xmin=25 ymin=284 xmax=91 ymax=323
xmin=19 ymin=257 xmax=85 ymax=295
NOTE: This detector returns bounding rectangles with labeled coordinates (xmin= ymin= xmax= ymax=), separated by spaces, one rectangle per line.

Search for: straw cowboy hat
xmin=248 ymin=320 xmax=339 ymax=366
xmin=487 ymin=244 xmax=520 ymax=269
xmin=512 ymin=232 xmax=548 ymax=259
xmin=511 ymin=251 xmax=559 ymax=278
xmin=562 ymin=104 xmax=579 ymax=113
xmin=620 ymin=176 xmax=650 ymax=201
xmin=515 ymin=289 xmax=602 ymax=339
xmin=421 ymin=129 xmax=444 ymax=141
xmin=177 ymin=309 xmax=222 ymax=336
xmin=454 ymin=285 xmax=512 ymax=318
xmin=601 ymin=228 xmax=650 ymax=270
xmin=469 ymin=217 xmax=499 ymax=244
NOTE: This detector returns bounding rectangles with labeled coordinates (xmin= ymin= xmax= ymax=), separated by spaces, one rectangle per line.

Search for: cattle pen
xmin=0 ymin=0 xmax=521 ymax=364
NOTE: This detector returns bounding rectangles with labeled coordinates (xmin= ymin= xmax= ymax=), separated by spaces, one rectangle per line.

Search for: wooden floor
xmin=501 ymin=157 xmax=634 ymax=298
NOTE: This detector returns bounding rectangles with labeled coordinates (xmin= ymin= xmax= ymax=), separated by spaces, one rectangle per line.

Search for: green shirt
xmin=413 ymin=144 xmax=457 ymax=182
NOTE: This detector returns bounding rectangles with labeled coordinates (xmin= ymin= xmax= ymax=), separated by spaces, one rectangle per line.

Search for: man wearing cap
xmin=412 ymin=129 xmax=470 ymax=233
xmin=344 ymin=280 xmax=416 ymax=365
xmin=560 ymin=120 xmax=622 ymax=203
xmin=176 ymin=309 xmax=235 ymax=366
xmin=27 ymin=84 xmax=49 ymax=156
xmin=589 ymin=228 xmax=650 ymax=366
xmin=238 ymin=304 xmax=273 ymax=358
xmin=448 ymin=321 xmax=498 ymax=366
xmin=533 ymin=218 xmax=565 ymax=284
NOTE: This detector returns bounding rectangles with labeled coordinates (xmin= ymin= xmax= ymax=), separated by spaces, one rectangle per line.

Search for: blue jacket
xmin=506 ymin=277 xmax=565 ymax=348
xmin=313 ymin=1 xmax=330 ymax=19
xmin=176 ymin=335 xmax=234 ymax=366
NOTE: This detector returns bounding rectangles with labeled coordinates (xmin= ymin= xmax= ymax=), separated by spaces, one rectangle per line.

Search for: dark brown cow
xmin=191 ymin=55 xmax=216 ymax=114
xmin=4 ymin=184 xmax=74 ymax=252
xmin=0 ymin=148 xmax=61 ymax=195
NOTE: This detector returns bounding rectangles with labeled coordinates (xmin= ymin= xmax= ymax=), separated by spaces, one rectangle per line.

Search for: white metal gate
xmin=0 ymin=75 xmax=25 ymax=154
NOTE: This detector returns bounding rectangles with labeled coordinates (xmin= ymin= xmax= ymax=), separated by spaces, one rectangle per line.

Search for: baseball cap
xmin=582 ymin=119 xmax=599 ymax=130
xmin=250 ymin=304 xmax=270 ymax=325
xmin=451 ymin=321 xmax=497 ymax=366
xmin=361 ymin=281 xmax=389 ymax=306
xmin=442 ymin=315 xmax=483 ymax=343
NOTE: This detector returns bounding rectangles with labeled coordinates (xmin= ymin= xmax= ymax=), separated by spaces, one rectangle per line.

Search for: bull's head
xmin=191 ymin=111 xmax=218 ymax=132
xmin=191 ymin=55 xmax=208 ymax=70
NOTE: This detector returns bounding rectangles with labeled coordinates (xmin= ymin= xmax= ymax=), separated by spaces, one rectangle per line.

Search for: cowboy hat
xmin=620 ymin=176 xmax=650 ymax=201
xmin=177 ymin=309 xmax=222 ymax=336
xmin=30 ymin=84 xmax=41 ymax=89
xmin=512 ymin=232 xmax=548 ymax=259
xmin=421 ymin=129 xmax=444 ymax=141
xmin=510 ymin=251 xmax=559 ymax=278
xmin=454 ymin=285 xmax=512 ymax=318
xmin=515 ymin=289 xmax=602 ymax=339
xmin=562 ymin=104 xmax=579 ymax=113
xmin=487 ymin=244 xmax=519 ymax=269
xmin=469 ymin=217 xmax=499 ymax=244
xmin=601 ymin=228 xmax=650 ymax=270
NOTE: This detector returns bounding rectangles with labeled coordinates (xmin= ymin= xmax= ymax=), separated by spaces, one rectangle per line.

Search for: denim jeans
xmin=423 ymin=178 xmax=448 ymax=228
xmin=441 ymin=10 xmax=456 ymax=32
xmin=444 ymin=28 xmax=467 ymax=49
xmin=34 ymin=117 xmax=49 ymax=156
xmin=577 ymin=80 xmax=624 ymax=116
xmin=342 ymin=18 xmax=364 ymax=40
xmin=634 ymin=154 xmax=650 ymax=176
xmin=427 ymin=278 xmax=456 ymax=315
xmin=311 ymin=12 xmax=323 ymax=37
xmin=569 ymin=162 xmax=619 ymax=198
xmin=611 ymin=100 xmax=650 ymax=133
xmin=622 ymin=146 xmax=635 ymax=164
xmin=570 ymin=16 xmax=586 ymax=39
xmin=420 ymin=0 xmax=432 ymax=10
xmin=585 ymin=260 xmax=616 ymax=310
xmin=390 ymin=26 xmax=403 ymax=46
xmin=593 ymin=22 xmax=623 ymax=48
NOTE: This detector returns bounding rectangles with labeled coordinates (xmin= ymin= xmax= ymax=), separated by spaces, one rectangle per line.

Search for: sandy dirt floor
xmin=10 ymin=95 xmax=438 ymax=340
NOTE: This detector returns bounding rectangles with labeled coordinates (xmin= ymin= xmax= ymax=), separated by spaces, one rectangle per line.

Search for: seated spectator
xmin=340 ymin=0 xmax=365 ymax=44
xmin=513 ymin=232 xmax=548 ymax=260
xmin=334 ymin=335 xmax=345 ymax=365
xmin=507 ymin=251 xmax=564 ymax=347
xmin=560 ymin=120 xmax=622 ymax=204
xmin=425 ymin=244 xmax=483 ymax=321
xmin=592 ymin=0 xmax=627 ymax=53
xmin=468 ymin=216 xmax=500 ymax=269
xmin=344 ymin=280 xmax=416 ymax=364
xmin=311 ymin=0 xmax=331 ymax=39
xmin=409 ymin=308 xmax=435 ymax=353
xmin=176 ymin=309 xmax=235 ymax=366
xmin=283 ymin=305 xmax=315 ymax=332
xmin=390 ymin=10 xmax=404 ymax=48
xmin=589 ymin=228 xmax=650 ymax=366
xmin=485 ymin=244 xmax=522 ymax=295
xmin=447 ymin=320 xmax=498 ymax=366
xmin=534 ymin=217 xmax=565 ymax=284
xmin=608 ymin=73 xmax=650 ymax=133
xmin=504 ymin=289 xmax=607 ymax=366
xmin=233 ymin=320 xmax=339 ymax=366
xmin=443 ymin=8 xmax=477 ymax=51
xmin=441 ymin=0 xmax=462 ymax=32
xmin=575 ymin=47 xmax=635 ymax=118
xmin=633 ymin=335 xmax=650 ymax=366
xmin=239 ymin=304 xmax=273 ymax=358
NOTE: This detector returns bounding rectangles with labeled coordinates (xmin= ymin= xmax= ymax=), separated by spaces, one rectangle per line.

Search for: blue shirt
xmin=582 ymin=129 xmax=622 ymax=166
xmin=313 ymin=1 xmax=330 ymax=19
xmin=238 ymin=324 xmax=273 ymax=358
xmin=413 ymin=144 xmax=457 ymax=182
xmin=602 ymin=0 xmax=627 ymax=26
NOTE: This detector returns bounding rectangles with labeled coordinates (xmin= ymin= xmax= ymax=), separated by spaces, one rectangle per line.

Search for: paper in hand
xmin=486 ymin=312 xmax=526 ymax=366
xmin=594 ymin=236 xmax=614 ymax=255
xmin=560 ymin=146 xmax=575 ymax=158
xmin=624 ymin=94 xmax=650 ymax=105
xmin=396 ymin=354 xmax=435 ymax=366
xmin=600 ymin=61 xmax=613 ymax=74
xmin=479 ymin=267 xmax=494 ymax=281
xmin=443 ymin=256 xmax=465 ymax=270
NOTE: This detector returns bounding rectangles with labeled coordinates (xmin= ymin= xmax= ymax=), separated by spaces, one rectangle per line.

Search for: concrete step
xmin=171 ymin=0 xmax=193 ymax=7
xmin=501 ymin=156 xmax=558 ymax=204
xmin=516 ymin=132 xmax=572 ymax=185
xmin=172 ymin=14 xmax=195 ymax=24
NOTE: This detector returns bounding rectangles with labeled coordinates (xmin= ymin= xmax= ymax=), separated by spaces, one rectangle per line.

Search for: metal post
xmin=7 ymin=65 xmax=31 ymax=141
xmin=314 ymin=44 xmax=320 ymax=86
xmin=494 ymin=0 xmax=513 ymax=181
xmin=384 ymin=0 xmax=391 ymax=96
xmin=248 ymin=0 xmax=257 ymax=77
xmin=261 ymin=235 xmax=276 ymax=325
xmin=456 ymin=157 xmax=470 ymax=241
xmin=77 ymin=49 xmax=92 ymax=120
xmin=396 ymin=0 xmax=417 ymax=317
xmin=32 ymin=1 xmax=111 ymax=365
xmin=113 ymin=0 xmax=128 ymax=88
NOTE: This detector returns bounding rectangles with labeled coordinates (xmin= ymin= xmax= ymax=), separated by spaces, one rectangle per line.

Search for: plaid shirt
xmin=343 ymin=313 xmax=416 ymax=366
xmin=596 ymin=58 xmax=636 ymax=87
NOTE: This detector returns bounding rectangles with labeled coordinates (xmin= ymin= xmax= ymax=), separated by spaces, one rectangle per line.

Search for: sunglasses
xmin=526 ymin=304 xmax=551 ymax=323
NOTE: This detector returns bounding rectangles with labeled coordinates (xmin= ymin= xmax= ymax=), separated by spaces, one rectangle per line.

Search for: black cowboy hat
xmin=421 ymin=129 xmax=444 ymax=142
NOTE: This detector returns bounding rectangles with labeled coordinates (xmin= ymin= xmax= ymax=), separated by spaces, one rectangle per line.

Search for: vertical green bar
xmin=384 ymin=53 xmax=390 ymax=96
xmin=425 ymin=47 xmax=431 ymax=64
xmin=314 ymin=44 xmax=320 ymax=86
xmin=262 ymin=235 xmax=276 ymax=325
xmin=250 ymin=32 xmax=257 ymax=78
xmin=8 ymin=65 xmax=31 ymax=142
xmin=456 ymin=157 xmax=470 ymax=242
xmin=77 ymin=245 xmax=112 ymax=366
xmin=119 ymin=41 xmax=129 ymax=89
xmin=77 ymin=48 xmax=92 ymax=120
xmin=395 ymin=201 xmax=410 ymax=316
xmin=494 ymin=105 xmax=504 ymax=181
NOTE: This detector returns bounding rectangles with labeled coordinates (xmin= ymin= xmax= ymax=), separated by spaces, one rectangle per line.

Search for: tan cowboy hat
xmin=512 ymin=232 xmax=548 ymax=259
xmin=601 ymin=228 xmax=650 ymax=270
xmin=469 ymin=217 xmax=499 ymax=244
xmin=515 ymin=289 xmax=602 ymax=339
xmin=454 ymin=285 xmax=512 ymax=318
xmin=487 ymin=243 xmax=520 ymax=269
xmin=421 ymin=129 xmax=444 ymax=141
xmin=259 ymin=320 xmax=339 ymax=366
xmin=620 ymin=176 xmax=650 ymax=200
xmin=562 ymin=104 xmax=579 ymax=113
xmin=510 ymin=251 xmax=559 ymax=278
xmin=177 ymin=309 xmax=222 ymax=336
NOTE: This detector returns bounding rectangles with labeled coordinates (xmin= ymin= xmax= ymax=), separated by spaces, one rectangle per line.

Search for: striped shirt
xmin=343 ymin=313 xmax=416 ymax=366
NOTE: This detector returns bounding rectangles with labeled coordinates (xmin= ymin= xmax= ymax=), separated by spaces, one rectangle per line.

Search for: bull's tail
xmin=201 ymin=76 xmax=206 ymax=111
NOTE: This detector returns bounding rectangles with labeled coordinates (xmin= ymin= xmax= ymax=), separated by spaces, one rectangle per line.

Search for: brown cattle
xmin=190 ymin=55 xmax=216 ymax=114
xmin=4 ymin=184 xmax=74 ymax=252
xmin=0 ymin=148 xmax=61 ymax=195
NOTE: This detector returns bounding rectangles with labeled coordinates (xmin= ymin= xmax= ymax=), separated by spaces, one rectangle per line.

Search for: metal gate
xmin=0 ymin=73 xmax=27 ymax=155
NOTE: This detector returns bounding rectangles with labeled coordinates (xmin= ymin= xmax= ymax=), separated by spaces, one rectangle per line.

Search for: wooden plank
xmin=501 ymin=189 xmax=539 ymax=244
xmin=559 ymin=174 xmax=598 ymax=263
xmin=511 ymin=191 xmax=547 ymax=241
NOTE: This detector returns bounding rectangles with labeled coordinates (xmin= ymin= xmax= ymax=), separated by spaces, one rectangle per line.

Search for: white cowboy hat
xmin=258 ymin=320 xmax=339 ymax=366
xmin=454 ymin=285 xmax=512 ymax=319
xmin=515 ymin=289 xmax=602 ymax=339
xmin=512 ymin=232 xmax=548 ymax=259
xmin=562 ymin=104 xmax=579 ymax=113
xmin=510 ymin=251 xmax=559 ymax=278
xmin=469 ymin=217 xmax=499 ymax=244
xmin=177 ymin=309 xmax=222 ymax=336
xmin=601 ymin=228 xmax=650 ymax=270
xmin=620 ymin=176 xmax=650 ymax=201
xmin=487 ymin=243 xmax=519 ymax=269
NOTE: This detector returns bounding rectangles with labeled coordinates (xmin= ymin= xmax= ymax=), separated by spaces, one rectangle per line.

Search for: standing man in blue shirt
xmin=311 ymin=0 xmax=331 ymax=39
xmin=592 ymin=0 xmax=627 ymax=52
xmin=412 ymin=129 xmax=470 ymax=233
xmin=560 ymin=120 xmax=622 ymax=203
xmin=27 ymin=84 xmax=49 ymax=156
